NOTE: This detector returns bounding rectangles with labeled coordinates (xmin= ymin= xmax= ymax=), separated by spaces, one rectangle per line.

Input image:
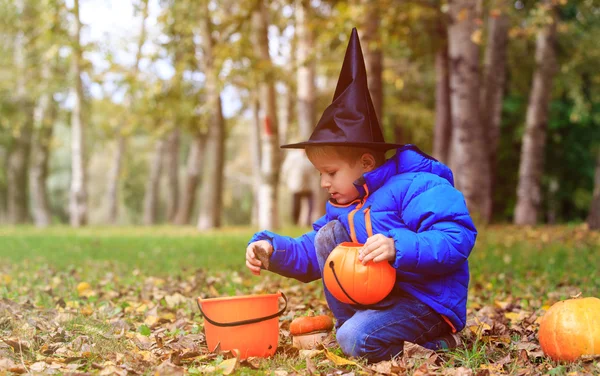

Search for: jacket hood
xmin=353 ymin=145 xmax=454 ymax=198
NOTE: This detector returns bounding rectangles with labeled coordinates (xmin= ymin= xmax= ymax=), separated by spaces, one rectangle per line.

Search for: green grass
xmin=0 ymin=224 xmax=599 ymax=374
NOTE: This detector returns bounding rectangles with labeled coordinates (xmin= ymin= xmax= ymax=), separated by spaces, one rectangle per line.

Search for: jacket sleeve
xmin=386 ymin=173 xmax=477 ymax=275
xmin=248 ymin=215 xmax=328 ymax=283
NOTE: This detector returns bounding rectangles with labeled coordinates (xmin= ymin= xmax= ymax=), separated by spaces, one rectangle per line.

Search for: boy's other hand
xmin=358 ymin=234 xmax=395 ymax=265
xmin=246 ymin=240 xmax=273 ymax=276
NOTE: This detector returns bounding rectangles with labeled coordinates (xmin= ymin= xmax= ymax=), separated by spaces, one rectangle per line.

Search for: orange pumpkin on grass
xmin=323 ymin=242 xmax=396 ymax=306
xmin=538 ymin=297 xmax=600 ymax=362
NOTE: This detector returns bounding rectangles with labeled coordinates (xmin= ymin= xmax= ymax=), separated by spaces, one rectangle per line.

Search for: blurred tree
xmin=295 ymin=0 xmax=319 ymax=225
xmin=432 ymin=8 xmax=451 ymax=163
xmin=30 ymin=0 xmax=67 ymax=227
xmin=360 ymin=0 xmax=383 ymax=123
xmin=105 ymin=0 xmax=149 ymax=225
xmin=481 ymin=0 xmax=509 ymax=218
xmin=68 ymin=0 xmax=88 ymax=227
xmin=197 ymin=0 xmax=226 ymax=230
xmin=448 ymin=0 xmax=492 ymax=223
xmin=253 ymin=0 xmax=281 ymax=230
xmin=588 ymin=149 xmax=600 ymax=230
xmin=6 ymin=0 xmax=36 ymax=224
xmin=514 ymin=0 xmax=558 ymax=225
xmin=143 ymin=123 xmax=166 ymax=225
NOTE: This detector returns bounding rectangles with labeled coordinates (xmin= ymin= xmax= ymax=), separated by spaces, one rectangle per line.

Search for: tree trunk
xmin=447 ymin=0 xmax=491 ymax=223
xmin=254 ymin=0 xmax=281 ymax=231
xmin=7 ymin=0 xmax=34 ymax=224
xmin=69 ymin=0 xmax=88 ymax=227
xmin=106 ymin=134 xmax=126 ymax=224
xmin=295 ymin=0 xmax=322 ymax=222
xmin=164 ymin=127 xmax=180 ymax=222
xmin=514 ymin=1 xmax=558 ymax=225
xmin=174 ymin=133 xmax=206 ymax=225
xmin=0 ymin=148 xmax=7 ymax=223
xmin=587 ymin=149 xmax=600 ymax=230
xmin=250 ymin=94 xmax=262 ymax=226
xmin=197 ymin=2 xmax=225 ymax=230
xmin=7 ymin=121 xmax=33 ymax=225
xmin=481 ymin=1 xmax=509 ymax=219
xmin=433 ymin=14 xmax=452 ymax=163
xmin=296 ymin=0 xmax=315 ymax=140
xmin=30 ymin=63 xmax=57 ymax=228
xmin=143 ymin=138 xmax=166 ymax=225
xmin=105 ymin=0 xmax=149 ymax=224
xmin=361 ymin=0 xmax=383 ymax=123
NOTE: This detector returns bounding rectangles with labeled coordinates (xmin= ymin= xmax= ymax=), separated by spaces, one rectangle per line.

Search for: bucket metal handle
xmin=197 ymin=292 xmax=288 ymax=328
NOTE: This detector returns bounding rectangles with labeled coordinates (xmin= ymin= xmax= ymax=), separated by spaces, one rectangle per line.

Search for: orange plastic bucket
xmin=197 ymin=292 xmax=287 ymax=359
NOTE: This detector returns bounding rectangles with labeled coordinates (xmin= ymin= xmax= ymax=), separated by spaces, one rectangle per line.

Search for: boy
xmin=245 ymin=28 xmax=477 ymax=363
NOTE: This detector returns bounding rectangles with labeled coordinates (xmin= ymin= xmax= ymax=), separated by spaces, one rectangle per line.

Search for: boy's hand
xmin=246 ymin=240 xmax=274 ymax=276
xmin=358 ymin=234 xmax=396 ymax=265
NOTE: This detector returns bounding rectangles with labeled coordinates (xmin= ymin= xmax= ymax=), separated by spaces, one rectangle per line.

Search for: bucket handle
xmin=197 ymin=292 xmax=288 ymax=327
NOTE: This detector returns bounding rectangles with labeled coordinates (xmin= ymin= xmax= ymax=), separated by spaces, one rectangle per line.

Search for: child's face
xmin=311 ymin=155 xmax=369 ymax=204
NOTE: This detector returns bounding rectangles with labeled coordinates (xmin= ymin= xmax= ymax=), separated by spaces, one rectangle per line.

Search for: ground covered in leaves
xmin=0 ymin=225 xmax=599 ymax=375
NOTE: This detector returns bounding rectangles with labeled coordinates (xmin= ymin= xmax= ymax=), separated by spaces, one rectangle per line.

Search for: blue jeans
xmin=315 ymin=220 xmax=452 ymax=363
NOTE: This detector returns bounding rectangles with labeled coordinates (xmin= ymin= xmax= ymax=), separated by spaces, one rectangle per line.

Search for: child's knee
xmin=315 ymin=220 xmax=348 ymax=247
xmin=336 ymin=325 xmax=361 ymax=358
xmin=336 ymin=321 xmax=402 ymax=363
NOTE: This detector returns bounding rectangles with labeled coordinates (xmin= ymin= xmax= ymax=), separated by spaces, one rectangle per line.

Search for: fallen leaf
xmin=154 ymin=360 xmax=184 ymax=376
xmin=217 ymin=358 xmax=238 ymax=375
xmin=299 ymin=349 xmax=322 ymax=359
xmin=76 ymin=282 xmax=95 ymax=298
xmin=254 ymin=245 xmax=270 ymax=270
xmin=306 ymin=356 xmax=318 ymax=375
xmin=323 ymin=347 xmax=358 ymax=366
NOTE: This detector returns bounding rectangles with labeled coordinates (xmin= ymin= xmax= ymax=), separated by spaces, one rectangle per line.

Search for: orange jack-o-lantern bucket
xmin=323 ymin=242 xmax=396 ymax=306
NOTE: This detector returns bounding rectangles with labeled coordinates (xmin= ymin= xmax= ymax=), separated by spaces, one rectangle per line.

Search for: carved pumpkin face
xmin=538 ymin=297 xmax=600 ymax=361
xmin=323 ymin=242 xmax=396 ymax=305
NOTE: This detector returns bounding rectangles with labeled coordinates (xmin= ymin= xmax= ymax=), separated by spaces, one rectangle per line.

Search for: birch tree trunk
xmin=254 ymin=0 xmax=281 ymax=230
xmin=197 ymin=1 xmax=225 ymax=230
xmin=448 ymin=0 xmax=491 ymax=223
xmin=250 ymin=94 xmax=262 ymax=226
xmin=481 ymin=2 xmax=509 ymax=218
xmin=7 ymin=0 xmax=34 ymax=224
xmin=69 ymin=0 xmax=88 ymax=227
xmin=514 ymin=1 xmax=558 ymax=225
xmin=164 ymin=127 xmax=180 ymax=222
xmin=433 ymin=15 xmax=452 ymax=163
xmin=0 ymin=148 xmax=7 ymax=223
xmin=105 ymin=0 xmax=149 ymax=224
xmin=143 ymin=138 xmax=166 ymax=225
xmin=295 ymin=0 xmax=322 ymax=223
xmin=30 ymin=62 xmax=57 ymax=227
xmin=174 ymin=133 xmax=206 ymax=225
xmin=587 ymin=149 xmax=600 ymax=230
xmin=361 ymin=0 xmax=383 ymax=123
xmin=296 ymin=0 xmax=315 ymax=140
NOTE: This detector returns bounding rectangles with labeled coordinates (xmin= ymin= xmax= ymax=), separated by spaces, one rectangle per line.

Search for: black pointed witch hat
xmin=281 ymin=28 xmax=403 ymax=151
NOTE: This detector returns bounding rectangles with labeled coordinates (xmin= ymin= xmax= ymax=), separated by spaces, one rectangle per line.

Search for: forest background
xmin=0 ymin=0 xmax=599 ymax=230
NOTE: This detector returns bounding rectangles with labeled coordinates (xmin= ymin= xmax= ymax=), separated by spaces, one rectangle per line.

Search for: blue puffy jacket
xmin=249 ymin=145 xmax=477 ymax=331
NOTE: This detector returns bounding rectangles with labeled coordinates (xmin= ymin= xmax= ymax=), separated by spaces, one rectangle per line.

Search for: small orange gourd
xmin=323 ymin=242 xmax=396 ymax=306
xmin=290 ymin=315 xmax=334 ymax=349
xmin=538 ymin=297 xmax=600 ymax=362
xmin=290 ymin=315 xmax=334 ymax=336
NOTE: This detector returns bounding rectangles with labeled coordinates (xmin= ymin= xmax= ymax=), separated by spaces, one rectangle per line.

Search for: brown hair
xmin=305 ymin=145 xmax=386 ymax=167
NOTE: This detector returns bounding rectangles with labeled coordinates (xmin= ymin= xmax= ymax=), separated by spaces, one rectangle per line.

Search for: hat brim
xmin=281 ymin=140 xmax=404 ymax=151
